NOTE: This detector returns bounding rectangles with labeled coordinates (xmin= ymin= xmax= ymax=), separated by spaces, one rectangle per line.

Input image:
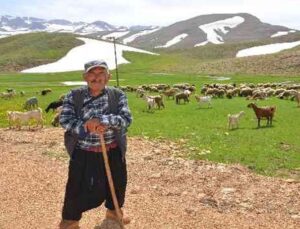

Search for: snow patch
xmin=62 ymin=79 xmax=124 ymax=86
xmin=102 ymin=31 xmax=130 ymax=40
xmin=155 ymin=33 xmax=188 ymax=48
xmin=22 ymin=37 xmax=157 ymax=73
xmin=197 ymin=16 xmax=245 ymax=45
xmin=271 ymin=30 xmax=296 ymax=38
xmin=236 ymin=41 xmax=300 ymax=57
xmin=122 ymin=27 xmax=160 ymax=44
xmin=194 ymin=41 xmax=209 ymax=47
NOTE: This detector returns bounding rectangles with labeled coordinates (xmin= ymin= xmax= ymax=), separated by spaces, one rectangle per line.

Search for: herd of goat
xmin=1 ymin=81 xmax=300 ymax=130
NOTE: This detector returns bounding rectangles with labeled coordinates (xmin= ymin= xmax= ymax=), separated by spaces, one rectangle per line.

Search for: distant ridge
xmin=0 ymin=13 xmax=298 ymax=50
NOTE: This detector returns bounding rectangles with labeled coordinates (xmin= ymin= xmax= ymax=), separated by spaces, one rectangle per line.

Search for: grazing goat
xmin=7 ymin=108 xmax=43 ymax=130
xmin=292 ymin=91 xmax=300 ymax=107
xmin=45 ymin=100 xmax=63 ymax=113
xmin=247 ymin=103 xmax=276 ymax=128
xmin=51 ymin=106 xmax=63 ymax=127
xmin=175 ymin=92 xmax=189 ymax=104
xmin=195 ymin=95 xmax=212 ymax=108
xmin=41 ymin=88 xmax=52 ymax=96
xmin=24 ymin=97 xmax=38 ymax=110
xmin=148 ymin=95 xmax=165 ymax=109
xmin=163 ymin=88 xmax=180 ymax=99
xmin=142 ymin=95 xmax=155 ymax=111
xmin=228 ymin=111 xmax=245 ymax=130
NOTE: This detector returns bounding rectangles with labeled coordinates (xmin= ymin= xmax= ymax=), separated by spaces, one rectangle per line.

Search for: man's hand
xmin=84 ymin=118 xmax=108 ymax=134
xmin=95 ymin=124 xmax=107 ymax=134
xmin=84 ymin=118 xmax=101 ymax=133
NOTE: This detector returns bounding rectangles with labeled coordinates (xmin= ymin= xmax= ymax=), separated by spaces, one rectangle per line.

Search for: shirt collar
xmin=85 ymin=86 xmax=108 ymax=98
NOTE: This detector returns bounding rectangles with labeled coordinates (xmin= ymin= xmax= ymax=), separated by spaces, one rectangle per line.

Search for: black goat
xmin=45 ymin=100 xmax=63 ymax=113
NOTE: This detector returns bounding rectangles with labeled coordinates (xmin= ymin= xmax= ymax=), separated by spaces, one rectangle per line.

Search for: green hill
xmin=1 ymin=32 xmax=300 ymax=76
xmin=0 ymin=32 xmax=83 ymax=72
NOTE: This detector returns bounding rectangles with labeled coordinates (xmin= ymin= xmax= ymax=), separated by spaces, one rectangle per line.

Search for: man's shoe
xmin=59 ymin=219 xmax=80 ymax=229
xmin=105 ymin=209 xmax=131 ymax=225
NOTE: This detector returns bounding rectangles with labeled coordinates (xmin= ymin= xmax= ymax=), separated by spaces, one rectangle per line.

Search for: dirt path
xmin=0 ymin=128 xmax=299 ymax=229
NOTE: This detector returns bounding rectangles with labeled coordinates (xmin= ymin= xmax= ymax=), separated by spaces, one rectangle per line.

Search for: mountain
xmin=128 ymin=13 xmax=298 ymax=50
xmin=0 ymin=13 xmax=299 ymax=51
xmin=0 ymin=15 xmax=159 ymax=40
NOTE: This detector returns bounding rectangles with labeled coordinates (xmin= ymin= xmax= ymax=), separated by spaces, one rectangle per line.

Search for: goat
xmin=148 ymin=95 xmax=165 ymax=109
xmin=51 ymin=106 xmax=63 ymax=127
xmin=183 ymin=89 xmax=192 ymax=97
xmin=195 ymin=95 xmax=212 ymax=108
xmin=41 ymin=88 xmax=52 ymax=96
xmin=136 ymin=88 xmax=146 ymax=98
xmin=163 ymin=88 xmax=180 ymax=99
xmin=142 ymin=95 xmax=155 ymax=111
xmin=291 ymin=91 xmax=300 ymax=107
xmin=247 ymin=103 xmax=276 ymax=128
xmin=228 ymin=111 xmax=245 ymax=130
xmin=175 ymin=92 xmax=189 ymax=104
xmin=45 ymin=100 xmax=63 ymax=113
xmin=7 ymin=108 xmax=43 ymax=130
xmin=24 ymin=97 xmax=38 ymax=110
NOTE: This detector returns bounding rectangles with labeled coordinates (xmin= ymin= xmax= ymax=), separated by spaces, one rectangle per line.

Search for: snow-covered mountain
xmin=130 ymin=13 xmax=298 ymax=49
xmin=1 ymin=14 xmax=298 ymax=50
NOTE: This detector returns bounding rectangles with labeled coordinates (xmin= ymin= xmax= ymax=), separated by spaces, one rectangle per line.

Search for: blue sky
xmin=0 ymin=0 xmax=299 ymax=30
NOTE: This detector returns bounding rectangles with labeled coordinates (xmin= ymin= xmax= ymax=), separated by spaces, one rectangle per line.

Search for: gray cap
xmin=84 ymin=60 xmax=108 ymax=73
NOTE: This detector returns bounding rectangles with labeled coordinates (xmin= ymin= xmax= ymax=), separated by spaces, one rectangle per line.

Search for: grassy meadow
xmin=0 ymin=51 xmax=300 ymax=179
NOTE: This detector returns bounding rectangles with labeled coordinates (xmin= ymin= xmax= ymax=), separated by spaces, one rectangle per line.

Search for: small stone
xmin=143 ymin=155 xmax=153 ymax=161
xmin=150 ymin=173 xmax=162 ymax=178
xmin=181 ymin=191 xmax=188 ymax=196
xmin=221 ymin=188 xmax=236 ymax=194
xmin=291 ymin=215 xmax=300 ymax=220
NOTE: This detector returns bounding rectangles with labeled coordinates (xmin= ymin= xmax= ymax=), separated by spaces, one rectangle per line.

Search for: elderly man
xmin=59 ymin=60 xmax=132 ymax=229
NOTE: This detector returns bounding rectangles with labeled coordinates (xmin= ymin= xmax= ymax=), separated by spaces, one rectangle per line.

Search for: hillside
xmin=0 ymin=32 xmax=83 ymax=72
xmin=1 ymin=32 xmax=300 ymax=75
xmin=130 ymin=13 xmax=296 ymax=50
xmin=0 ymin=128 xmax=299 ymax=228
xmin=122 ymin=32 xmax=300 ymax=76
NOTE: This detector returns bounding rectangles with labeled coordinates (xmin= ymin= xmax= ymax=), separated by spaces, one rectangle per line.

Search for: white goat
xmin=7 ymin=108 xmax=43 ymax=130
xmin=142 ymin=95 xmax=155 ymax=111
xmin=293 ymin=91 xmax=300 ymax=107
xmin=183 ymin=89 xmax=192 ymax=97
xmin=195 ymin=95 xmax=212 ymax=108
xmin=228 ymin=111 xmax=245 ymax=130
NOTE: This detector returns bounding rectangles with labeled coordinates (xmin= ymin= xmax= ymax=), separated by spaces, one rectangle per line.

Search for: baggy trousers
xmin=62 ymin=147 xmax=127 ymax=221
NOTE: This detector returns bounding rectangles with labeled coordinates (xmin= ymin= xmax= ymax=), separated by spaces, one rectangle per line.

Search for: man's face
xmin=83 ymin=67 xmax=111 ymax=92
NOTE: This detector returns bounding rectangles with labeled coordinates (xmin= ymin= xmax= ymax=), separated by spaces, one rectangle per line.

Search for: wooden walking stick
xmin=99 ymin=133 xmax=125 ymax=228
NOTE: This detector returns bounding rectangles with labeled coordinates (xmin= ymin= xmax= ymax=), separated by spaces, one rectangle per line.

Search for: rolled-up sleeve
xmin=99 ymin=91 xmax=132 ymax=129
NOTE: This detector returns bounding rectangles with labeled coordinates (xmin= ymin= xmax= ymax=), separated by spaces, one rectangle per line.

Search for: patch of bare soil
xmin=0 ymin=128 xmax=299 ymax=229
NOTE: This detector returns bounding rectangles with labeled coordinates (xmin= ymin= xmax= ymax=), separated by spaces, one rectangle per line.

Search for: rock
xmin=150 ymin=173 xmax=162 ymax=178
xmin=185 ymin=207 xmax=197 ymax=215
xmin=239 ymin=202 xmax=253 ymax=210
xmin=285 ymin=179 xmax=297 ymax=183
xmin=143 ymin=155 xmax=153 ymax=161
xmin=197 ymin=193 xmax=206 ymax=199
xmin=181 ymin=191 xmax=188 ymax=196
xmin=130 ymin=186 xmax=141 ymax=194
xmin=200 ymin=196 xmax=218 ymax=208
xmin=221 ymin=188 xmax=236 ymax=194
xmin=291 ymin=215 xmax=300 ymax=220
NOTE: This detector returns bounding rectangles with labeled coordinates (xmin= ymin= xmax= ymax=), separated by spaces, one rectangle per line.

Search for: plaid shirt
xmin=59 ymin=86 xmax=132 ymax=151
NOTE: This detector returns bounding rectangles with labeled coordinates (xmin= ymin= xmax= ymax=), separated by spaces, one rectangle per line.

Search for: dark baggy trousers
xmin=62 ymin=147 xmax=127 ymax=221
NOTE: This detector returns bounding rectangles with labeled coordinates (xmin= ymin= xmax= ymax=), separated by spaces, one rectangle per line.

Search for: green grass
xmin=0 ymin=32 xmax=83 ymax=72
xmin=0 ymin=51 xmax=300 ymax=180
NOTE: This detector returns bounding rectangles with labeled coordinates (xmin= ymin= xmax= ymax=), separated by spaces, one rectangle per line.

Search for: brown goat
xmin=247 ymin=103 xmax=276 ymax=128
xmin=175 ymin=92 xmax=189 ymax=104
xmin=148 ymin=95 xmax=165 ymax=109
